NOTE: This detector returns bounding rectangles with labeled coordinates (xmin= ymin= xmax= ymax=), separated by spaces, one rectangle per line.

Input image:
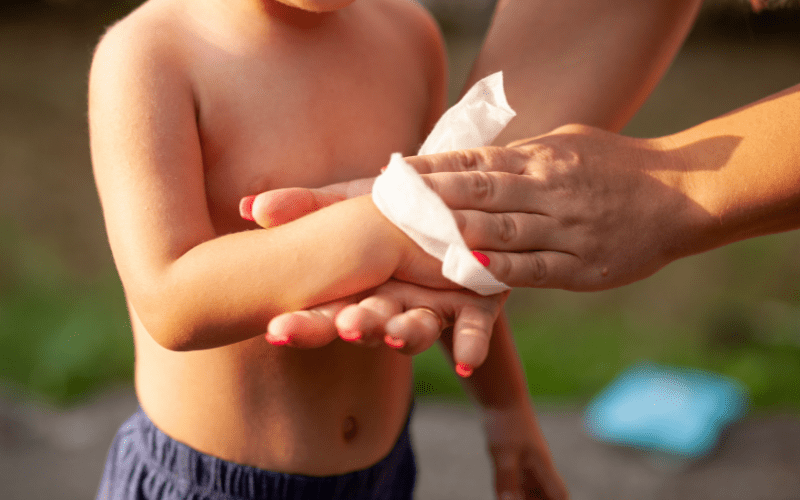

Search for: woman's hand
xmin=483 ymin=405 xmax=570 ymax=500
xmin=405 ymin=124 xmax=705 ymax=291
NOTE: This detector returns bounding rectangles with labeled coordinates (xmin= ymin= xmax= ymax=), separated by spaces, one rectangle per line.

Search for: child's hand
xmin=483 ymin=405 xmax=570 ymax=500
xmin=241 ymin=177 xmax=373 ymax=228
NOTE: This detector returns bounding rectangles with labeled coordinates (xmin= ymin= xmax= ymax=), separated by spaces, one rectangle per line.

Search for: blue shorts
xmin=95 ymin=405 xmax=416 ymax=500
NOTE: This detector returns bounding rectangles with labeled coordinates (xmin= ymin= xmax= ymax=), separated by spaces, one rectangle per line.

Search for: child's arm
xmin=439 ymin=313 xmax=569 ymax=500
xmin=88 ymin=22 xmax=444 ymax=352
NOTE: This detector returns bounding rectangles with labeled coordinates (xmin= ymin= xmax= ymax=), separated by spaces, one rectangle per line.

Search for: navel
xmin=342 ymin=415 xmax=358 ymax=442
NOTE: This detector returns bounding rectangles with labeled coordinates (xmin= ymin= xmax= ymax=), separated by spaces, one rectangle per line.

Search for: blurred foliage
xmin=0 ymin=219 xmax=133 ymax=406
xmin=414 ymin=292 xmax=800 ymax=411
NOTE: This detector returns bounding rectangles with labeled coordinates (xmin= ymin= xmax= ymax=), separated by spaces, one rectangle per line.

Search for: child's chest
xmin=191 ymin=35 xmax=431 ymax=233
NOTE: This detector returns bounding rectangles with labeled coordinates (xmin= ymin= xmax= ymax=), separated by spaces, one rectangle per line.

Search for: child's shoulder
xmin=373 ymin=0 xmax=438 ymax=26
xmin=370 ymin=0 xmax=447 ymax=109
xmin=98 ymin=0 xmax=186 ymax=43
xmin=91 ymin=0 xmax=191 ymax=79
xmin=371 ymin=0 xmax=444 ymax=47
xmin=89 ymin=0 xmax=196 ymax=119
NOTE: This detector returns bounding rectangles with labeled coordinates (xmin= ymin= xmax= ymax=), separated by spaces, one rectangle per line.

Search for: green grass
xmin=0 ymin=221 xmax=133 ymax=406
xmin=2 ymin=219 xmax=799 ymax=412
xmin=413 ymin=305 xmax=800 ymax=411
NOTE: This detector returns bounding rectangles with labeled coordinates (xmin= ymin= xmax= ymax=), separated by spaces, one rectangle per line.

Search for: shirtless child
xmin=89 ymin=0 xmax=566 ymax=498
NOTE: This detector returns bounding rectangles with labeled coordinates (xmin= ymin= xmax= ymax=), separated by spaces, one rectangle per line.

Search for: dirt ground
xmin=1 ymin=386 xmax=800 ymax=500
xmin=1 ymin=2 xmax=800 ymax=499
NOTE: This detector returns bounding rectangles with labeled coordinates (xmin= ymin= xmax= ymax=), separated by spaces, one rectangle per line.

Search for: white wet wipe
xmin=372 ymin=72 xmax=515 ymax=295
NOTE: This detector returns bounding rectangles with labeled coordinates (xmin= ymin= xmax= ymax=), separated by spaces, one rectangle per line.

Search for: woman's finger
xmin=479 ymin=250 xmax=594 ymax=291
xmin=422 ymin=169 xmax=542 ymax=214
xmin=384 ymin=307 xmax=443 ymax=355
xmin=335 ymin=295 xmax=403 ymax=347
xmin=454 ymin=209 xmax=564 ymax=253
xmin=266 ymin=299 xmax=355 ymax=348
xmin=267 ymin=309 xmax=338 ymax=348
xmin=403 ymin=146 xmax=523 ymax=175
xmin=451 ymin=302 xmax=499 ymax=373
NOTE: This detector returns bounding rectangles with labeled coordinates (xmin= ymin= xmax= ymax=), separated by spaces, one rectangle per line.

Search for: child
xmin=89 ymin=0 xmax=566 ymax=498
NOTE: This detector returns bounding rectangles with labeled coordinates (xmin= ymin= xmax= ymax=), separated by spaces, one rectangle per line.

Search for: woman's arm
xmin=88 ymin=20 xmax=434 ymax=352
xmin=665 ymin=84 xmax=800 ymax=249
xmin=439 ymin=313 xmax=569 ymax=500
xmin=467 ymin=0 xmax=703 ymax=142
xmin=407 ymin=83 xmax=800 ymax=290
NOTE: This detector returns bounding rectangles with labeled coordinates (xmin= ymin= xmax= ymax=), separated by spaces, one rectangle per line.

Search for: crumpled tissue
xmin=372 ymin=72 xmax=515 ymax=296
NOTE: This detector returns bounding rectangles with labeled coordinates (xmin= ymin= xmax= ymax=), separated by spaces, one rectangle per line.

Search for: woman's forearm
xmin=659 ymin=83 xmax=800 ymax=259
xmin=141 ymin=196 xmax=410 ymax=351
xmin=468 ymin=0 xmax=703 ymax=143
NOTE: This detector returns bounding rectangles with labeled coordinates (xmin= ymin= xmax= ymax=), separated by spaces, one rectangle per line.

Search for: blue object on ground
xmin=584 ymin=362 xmax=748 ymax=458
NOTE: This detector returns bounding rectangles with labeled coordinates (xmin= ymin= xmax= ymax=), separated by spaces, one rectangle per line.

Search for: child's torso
xmin=131 ymin=0 xmax=440 ymax=476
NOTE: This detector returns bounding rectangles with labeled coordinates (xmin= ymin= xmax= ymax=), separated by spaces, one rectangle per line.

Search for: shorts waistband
xmin=122 ymin=404 xmax=415 ymax=500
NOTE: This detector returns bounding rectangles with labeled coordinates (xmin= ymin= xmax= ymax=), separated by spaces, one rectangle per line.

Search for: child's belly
xmin=131 ymin=304 xmax=414 ymax=476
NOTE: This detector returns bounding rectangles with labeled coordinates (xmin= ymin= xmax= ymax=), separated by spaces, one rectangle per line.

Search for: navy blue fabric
xmin=95 ymin=406 xmax=416 ymax=500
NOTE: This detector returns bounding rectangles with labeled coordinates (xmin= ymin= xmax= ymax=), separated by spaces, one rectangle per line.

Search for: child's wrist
xmin=362 ymin=194 xmax=458 ymax=289
xmin=359 ymin=195 xmax=417 ymax=273
xmin=359 ymin=195 xmax=416 ymax=273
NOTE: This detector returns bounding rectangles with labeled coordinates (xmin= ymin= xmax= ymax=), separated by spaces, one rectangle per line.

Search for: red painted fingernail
xmin=455 ymin=363 xmax=473 ymax=378
xmin=240 ymin=195 xmax=256 ymax=221
xmin=472 ymin=251 xmax=490 ymax=267
xmin=340 ymin=329 xmax=362 ymax=341
xmin=384 ymin=335 xmax=406 ymax=349
xmin=266 ymin=333 xmax=290 ymax=346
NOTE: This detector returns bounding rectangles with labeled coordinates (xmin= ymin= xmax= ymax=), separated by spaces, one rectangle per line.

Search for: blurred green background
xmin=1 ymin=0 xmax=799 ymax=411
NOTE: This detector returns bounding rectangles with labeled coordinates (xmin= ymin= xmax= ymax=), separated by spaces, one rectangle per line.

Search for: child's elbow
xmin=133 ymin=292 xmax=202 ymax=352
xmin=137 ymin=306 xmax=195 ymax=351
xmin=152 ymin=322 xmax=196 ymax=352
xmin=143 ymin=303 xmax=244 ymax=352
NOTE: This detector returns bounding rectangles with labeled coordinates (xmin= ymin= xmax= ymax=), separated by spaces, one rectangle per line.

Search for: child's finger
xmin=241 ymin=188 xmax=344 ymax=228
xmin=451 ymin=304 xmax=496 ymax=375
xmin=384 ymin=307 xmax=442 ymax=354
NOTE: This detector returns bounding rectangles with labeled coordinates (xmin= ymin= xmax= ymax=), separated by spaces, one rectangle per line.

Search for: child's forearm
xmin=440 ymin=312 xmax=530 ymax=410
xmin=136 ymin=196 xmax=411 ymax=351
